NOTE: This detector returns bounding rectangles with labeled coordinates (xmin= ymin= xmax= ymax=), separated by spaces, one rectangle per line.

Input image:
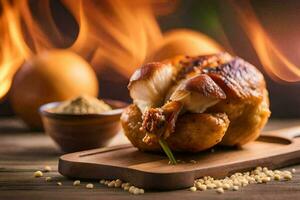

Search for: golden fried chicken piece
xmin=121 ymin=53 xmax=270 ymax=152
xmin=141 ymin=74 xmax=226 ymax=144
xmin=203 ymin=58 xmax=271 ymax=145
xmin=121 ymin=104 xmax=229 ymax=152
xmin=121 ymin=104 xmax=161 ymax=152
xmin=141 ymin=101 xmax=183 ymax=144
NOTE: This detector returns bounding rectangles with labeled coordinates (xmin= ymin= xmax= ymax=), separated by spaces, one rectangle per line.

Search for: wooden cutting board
xmin=58 ymin=126 xmax=300 ymax=190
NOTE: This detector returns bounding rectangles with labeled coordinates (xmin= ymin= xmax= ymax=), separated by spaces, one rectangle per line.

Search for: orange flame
xmin=0 ymin=0 xmax=30 ymax=98
xmin=0 ymin=0 xmax=64 ymax=99
xmin=0 ymin=0 xmax=223 ymax=101
xmin=0 ymin=0 xmax=169 ymax=99
xmin=63 ymin=0 xmax=166 ymax=77
xmin=231 ymin=1 xmax=300 ymax=82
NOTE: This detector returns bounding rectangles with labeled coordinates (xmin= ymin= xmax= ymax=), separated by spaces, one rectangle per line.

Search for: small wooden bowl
xmin=39 ymin=99 xmax=127 ymax=153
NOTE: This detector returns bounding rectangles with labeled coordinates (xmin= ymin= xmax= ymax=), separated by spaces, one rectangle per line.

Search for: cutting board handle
xmin=261 ymin=126 xmax=300 ymax=142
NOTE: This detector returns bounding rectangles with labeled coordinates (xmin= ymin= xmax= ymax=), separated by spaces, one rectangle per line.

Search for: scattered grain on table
xmin=100 ymin=179 xmax=145 ymax=195
xmin=86 ymin=183 xmax=94 ymax=189
xmin=44 ymin=166 xmax=52 ymax=172
xmin=73 ymin=180 xmax=80 ymax=186
xmin=191 ymin=167 xmax=294 ymax=194
xmin=45 ymin=177 xmax=52 ymax=182
xmin=34 ymin=171 xmax=43 ymax=178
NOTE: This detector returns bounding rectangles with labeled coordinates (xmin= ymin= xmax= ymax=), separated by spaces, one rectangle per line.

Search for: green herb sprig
xmin=159 ymin=139 xmax=177 ymax=165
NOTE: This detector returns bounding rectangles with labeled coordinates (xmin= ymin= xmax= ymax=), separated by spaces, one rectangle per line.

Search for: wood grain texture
xmin=2 ymin=118 xmax=300 ymax=199
xmin=58 ymin=131 xmax=300 ymax=190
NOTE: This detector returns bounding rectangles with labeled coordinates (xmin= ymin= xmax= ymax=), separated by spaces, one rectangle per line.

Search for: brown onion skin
xmin=148 ymin=29 xmax=223 ymax=62
xmin=10 ymin=50 xmax=99 ymax=129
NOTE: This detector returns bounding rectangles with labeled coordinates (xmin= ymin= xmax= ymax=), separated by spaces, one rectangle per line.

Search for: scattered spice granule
xmin=100 ymin=179 xmax=144 ymax=194
xmin=283 ymin=174 xmax=292 ymax=180
xmin=34 ymin=171 xmax=43 ymax=178
xmin=100 ymin=179 xmax=105 ymax=184
xmin=274 ymin=174 xmax=281 ymax=181
xmin=73 ymin=180 xmax=80 ymax=186
xmin=232 ymin=186 xmax=239 ymax=191
xmin=216 ymin=188 xmax=224 ymax=194
xmin=191 ymin=167 xmax=294 ymax=194
xmin=86 ymin=183 xmax=94 ymax=189
xmin=44 ymin=166 xmax=52 ymax=172
xmin=108 ymin=181 xmax=115 ymax=187
xmin=115 ymin=179 xmax=122 ymax=187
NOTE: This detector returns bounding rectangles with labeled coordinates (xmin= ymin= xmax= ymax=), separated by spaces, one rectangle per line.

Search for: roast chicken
xmin=121 ymin=53 xmax=270 ymax=152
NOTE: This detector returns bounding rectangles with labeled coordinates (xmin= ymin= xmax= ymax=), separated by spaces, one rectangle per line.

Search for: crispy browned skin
xmin=167 ymin=112 xmax=229 ymax=152
xmin=208 ymin=89 xmax=270 ymax=146
xmin=141 ymin=101 xmax=183 ymax=144
xmin=121 ymin=104 xmax=229 ymax=152
xmin=202 ymin=58 xmax=269 ymax=145
xmin=184 ymin=74 xmax=226 ymax=99
xmin=202 ymin=57 xmax=265 ymax=100
xmin=121 ymin=104 xmax=161 ymax=151
xmin=179 ymin=55 xmax=271 ymax=146
xmin=140 ymin=73 xmax=227 ymax=144
xmin=122 ymin=53 xmax=271 ymax=152
xmin=128 ymin=62 xmax=165 ymax=88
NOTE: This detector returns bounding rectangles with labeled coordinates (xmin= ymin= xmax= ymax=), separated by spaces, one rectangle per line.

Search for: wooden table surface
xmin=1 ymin=118 xmax=300 ymax=200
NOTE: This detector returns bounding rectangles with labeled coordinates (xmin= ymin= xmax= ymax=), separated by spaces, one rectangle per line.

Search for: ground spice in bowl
xmin=39 ymin=96 xmax=125 ymax=152
xmin=51 ymin=95 xmax=112 ymax=114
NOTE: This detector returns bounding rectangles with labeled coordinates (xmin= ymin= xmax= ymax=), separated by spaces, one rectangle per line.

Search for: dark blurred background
xmin=1 ymin=0 xmax=300 ymax=121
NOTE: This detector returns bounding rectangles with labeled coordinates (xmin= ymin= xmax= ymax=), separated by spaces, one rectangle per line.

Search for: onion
xmin=10 ymin=50 xmax=99 ymax=129
xmin=148 ymin=29 xmax=223 ymax=62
